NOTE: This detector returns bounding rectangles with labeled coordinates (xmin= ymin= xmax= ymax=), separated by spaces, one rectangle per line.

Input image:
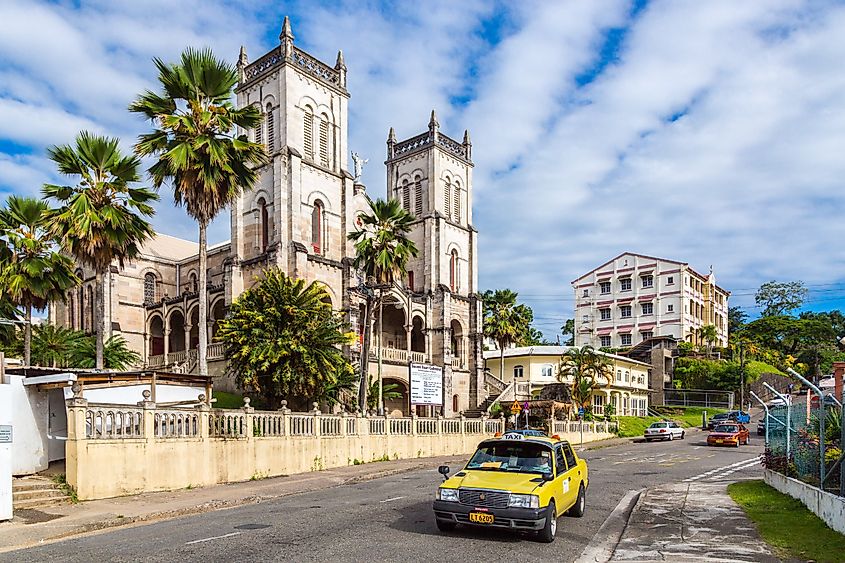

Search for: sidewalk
xmin=609 ymin=482 xmax=778 ymax=562
xmin=0 ymin=454 xmax=464 ymax=553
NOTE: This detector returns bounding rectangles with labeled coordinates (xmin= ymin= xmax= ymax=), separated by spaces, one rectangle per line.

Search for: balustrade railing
xmin=253 ymin=413 xmax=286 ymax=437
xmin=86 ymin=407 xmax=144 ymax=439
xmin=320 ymin=416 xmax=342 ymax=436
xmin=289 ymin=414 xmax=314 ymax=436
xmin=369 ymin=418 xmax=386 ymax=435
xmin=207 ymin=342 xmax=225 ymax=360
xmin=416 ymin=418 xmax=438 ymax=435
xmin=390 ymin=418 xmax=412 ymax=435
xmin=155 ymin=410 xmax=200 ymax=438
xmin=210 ymin=411 xmax=246 ymax=438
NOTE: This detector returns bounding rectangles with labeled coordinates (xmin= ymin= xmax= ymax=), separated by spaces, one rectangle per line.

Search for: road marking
xmin=683 ymin=457 xmax=759 ymax=482
xmin=185 ymin=532 xmax=241 ymax=545
xmin=705 ymin=458 xmax=760 ymax=481
xmin=380 ymin=496 xmax=405 ymax=503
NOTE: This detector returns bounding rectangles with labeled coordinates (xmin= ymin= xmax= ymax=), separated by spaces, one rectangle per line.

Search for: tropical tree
xmin=558 ymin=345 xmax=612 ymax=415
xmin=348 ymin=197 xmax=418 ymax=413
xmin=216 ymin=269 xmax=356 ymax=411
xmin=43 ymin=132 xmax=157 ymax=369
xmin=482 ymin=289 xmax=532 ymax=381
xmin=560 ymin=318 xmax=575 ymax=346
xmin=31 ymin=324 xmax=85 ymax=368
xmin=366 ymin=376 xmax=403 ymax=413
xmin=71 ymin=334 xmax=141 ymax=370
xmin=755 ymin=280 xmax=808 ymax=317
xmin=699 ymin=324 xmax=718 ymax=358
xmin=130 ymin=47 xmax=267 ymax=379
xmin=0 ymin=196 xmax=78 ymax=365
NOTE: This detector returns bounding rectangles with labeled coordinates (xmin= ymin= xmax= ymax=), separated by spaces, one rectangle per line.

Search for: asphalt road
xmin=3 ymin=428 xmax=765 ymax=563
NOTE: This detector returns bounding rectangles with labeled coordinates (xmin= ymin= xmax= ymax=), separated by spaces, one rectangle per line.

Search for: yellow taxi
xmin=432 ymin=432 xmax=588 ymax=542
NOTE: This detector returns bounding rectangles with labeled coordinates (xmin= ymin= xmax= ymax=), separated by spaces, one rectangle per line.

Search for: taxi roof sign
xmin=510 ymin=400 xmax=522 ymax=414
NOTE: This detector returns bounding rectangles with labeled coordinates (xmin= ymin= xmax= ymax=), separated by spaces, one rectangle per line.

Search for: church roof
xmin=138 ymin=234 xmax=200 ymax=261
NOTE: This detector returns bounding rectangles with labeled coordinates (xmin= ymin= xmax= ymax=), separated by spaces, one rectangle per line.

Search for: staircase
xmin=12 ymin=475 xmax=72 ymax=510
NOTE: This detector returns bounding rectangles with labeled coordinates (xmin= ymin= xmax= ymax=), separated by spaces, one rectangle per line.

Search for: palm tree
xmin=482 ymin=289 xmax=532 ymax=382
xmin=43 ymin=132 xmax=157 ymax=370
xmin=70 ymin=334 xmax=141 ymax=370
xmin=0 ymin=196 xmax=78 ymax=365
xmin=31 ymin=324 xmax=85 ymax=368
xmin=348 ymin=197 xmax=418 ymax=414
xmin=558 ymin=345 xmax=612 ymax=416
xmin=130 ymin=47 xmax=267 ymax=378
xmin=700 ymin=324 xmax=718 ymax=358
xmin=216 ymin=268 xmax=355 ymax=411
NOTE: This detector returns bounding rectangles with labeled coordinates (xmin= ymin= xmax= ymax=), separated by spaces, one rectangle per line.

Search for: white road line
xmin=682 ymin=457 xmax=758 ymax=482
xmin=185 ymin=532 xmax=242 ymax=545
xmin=705 ymin=458 xmax=760 ymax=481
xmin=380 ymin=496 xmax=405 ymax=503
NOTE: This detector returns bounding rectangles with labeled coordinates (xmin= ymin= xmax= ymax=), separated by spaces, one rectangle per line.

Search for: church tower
xmin=228 ymin=16 xmax=359 ymax=310
xmin=385 ymin=112 xmax=484 ymax=411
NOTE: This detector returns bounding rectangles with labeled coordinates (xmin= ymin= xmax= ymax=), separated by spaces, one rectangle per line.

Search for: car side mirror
xmin=542 ymin=472 xmax=554 ymax=482
xmin=438 ymin=465 xmax=450 ymax=480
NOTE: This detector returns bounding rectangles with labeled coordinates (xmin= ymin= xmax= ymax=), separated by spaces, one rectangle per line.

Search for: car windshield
xmin=712 ymin=414 xmax=729 ymax=419
xmin=649 ymin=423 xmax=668 ymax=428
xmin=465 ymin=441 xmax=553 ymax=475
xmin=714 ymin=425 xmax=739 ymax=433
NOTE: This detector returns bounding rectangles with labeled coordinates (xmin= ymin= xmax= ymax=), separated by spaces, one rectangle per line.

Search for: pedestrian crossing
xmin=682 ymin=457 xmax=760 ymax=483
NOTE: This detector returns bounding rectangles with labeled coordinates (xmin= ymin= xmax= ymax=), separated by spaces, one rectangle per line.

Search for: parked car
xmin=643 ymin=421 xmax=685 ymax=441
xmin=707 ymin=423 xmax=750 ymax=447
xmin=498 ymin=429 xmax=547 ymax=437
xmin=707 ymin=412 xmax=732 ymax=430
xmin=433 ymin=433 xmax=588 ymax=543
xmin=756 ymin=415 xmax=786 ymax=436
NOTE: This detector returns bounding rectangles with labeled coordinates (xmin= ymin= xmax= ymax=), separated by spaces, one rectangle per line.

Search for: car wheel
xmin=537 ymin=501 xmax=557 ymax=543
xmin=680 ymin=431 xmax=685 ymax=440
xmin=667 ymin=433 xmax=673 ymax=441
xmin=567 ymin=484 xmax=586 ymax=518
xmin=436 ymin=518 xmax=457 ymax=532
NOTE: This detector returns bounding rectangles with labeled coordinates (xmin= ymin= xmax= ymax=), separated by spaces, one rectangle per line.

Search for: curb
xmin=0 ymin=462 xmax=433 ymax=553
xmin=575 ymin=488 xmax=643 ymax=563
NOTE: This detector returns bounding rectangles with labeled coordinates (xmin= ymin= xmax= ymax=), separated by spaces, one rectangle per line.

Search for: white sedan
xmin=644 ymin=421 xmax=685 ymax=441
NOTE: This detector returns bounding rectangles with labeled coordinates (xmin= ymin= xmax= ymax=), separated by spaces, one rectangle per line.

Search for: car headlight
xmin=508 ymin=494 xmax=540 ymax=509
xmin=437 ymin=488 xmax=459 ymax=502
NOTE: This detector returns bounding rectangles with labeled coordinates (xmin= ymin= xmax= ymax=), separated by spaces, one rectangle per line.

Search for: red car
xmin=707 ymin=423 xmax=750 ymax=447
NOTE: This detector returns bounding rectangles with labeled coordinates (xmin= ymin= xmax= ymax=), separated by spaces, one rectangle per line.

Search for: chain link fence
xmin=764 ymin=399 xmax=843 ymax=497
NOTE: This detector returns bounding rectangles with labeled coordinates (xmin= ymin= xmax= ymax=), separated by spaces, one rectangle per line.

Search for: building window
xmin=266 ymin=103 xmax=275 ymax=153
xmin=624 ymin=370 xmax=630 ymax=382
xmin=600 ymin=308 xmax=611 ymax=321
xmin=642 ymin=331 xmax=653 ymax=341
xmin=514 ymin=365 xmax=524 ymax=378
xmin=303 ymin=107 xmax=314 ymax=160
xmin=453 ymin=394 xmax=459 ymax=413
xmin=258 ymin=198 xmax=269 ymax=251
xmin=541 ymin=365 xmax=553 ymax=378
xmin=616 ymin=369 xmax=622 ymax=382
xmin=582 ymin=289 xmax=589 ymax=297
xmin=319 ymin=116 xmax=330 ymax=167
xmin=444 ymin=179 xmax=451 ymax=219
xmin=78 ymin=288 xmax=84 ymax=331
xmin=620 ymin=278 xmax=631 ymax=292
xmin=641 ymin=302 xmax=653 ymax=315
xmin=668 ymin=304 xmax=674 ymax=313
xmin=311 ymin=200 xmax=324 ymax=254
xmin=621 ymin=334 xmax=632 ymax=346
xmin=667 ymin=276 xmax=674 ymax=285
xmin=254 ymin=103 xmax=263 ymax=146
xmin=600 ymin=281 xmax=611 ymax=294
xmin=582 ymin=314 xmax=590 ymax=323
xmin=408 ymin=271 xmax=415 ymax=292
xmin=88 ymin=286 xmax=94 ymax=330
xmin=449 ymin=250 xmax=458 ymax=292
xmin=402 ymin=179 xmax=411 ymax=212
xmin=67 ymin=292 xmax=75 ymax=329
xmin=453 ymin=183 xmax=460 ymax=221
xmin=642 ymin=275 xmax=653 ymax=288
xmin=600 ymin=335 xmax=611 ymax=347
xmin=144 ymin=273 xmax=157 ymax=306
xmin=414 ymin=176 xmax=423 ymax=215
xmin=620 ymin=305 xmax=632 ymax=318
xmin=189 ymin=272 xmax=197 ymax=292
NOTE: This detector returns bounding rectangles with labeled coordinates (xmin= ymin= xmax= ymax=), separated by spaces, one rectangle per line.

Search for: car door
xmin=560 ymin=443 xmax=581 ymax=510
xmin=553 ymin=445 xmax=568 ymax=514
xmin=671 ymin=422 xmax=683 ymax=439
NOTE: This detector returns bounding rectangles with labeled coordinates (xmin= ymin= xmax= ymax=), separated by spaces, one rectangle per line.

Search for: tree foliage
xmin=2 ymin=324 xmax=139 ymax=370
xmin=217 ymin=269 xmax=355 ymax=411
xmin=728 ymin=306 xmax=748 ymax=334
xmin=558 ymin=345 xmax=612 ymax=411
xmin=560 ymin=318 xmax=575 ymax=346
xmin=755 ymin=280 xmax=808 ymax=317
xmin=482 ymin=289 xmax=533 ymax=380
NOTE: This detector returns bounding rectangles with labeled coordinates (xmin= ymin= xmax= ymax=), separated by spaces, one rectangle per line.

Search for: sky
xmin=2 ymin=0 xmax=845 ymax=337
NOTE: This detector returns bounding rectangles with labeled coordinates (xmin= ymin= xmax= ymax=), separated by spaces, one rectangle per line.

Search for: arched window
xmin=311 ymin=200 xmax=324 ymax=255
xmin=453 ymin=183 xmax=460 ymax=221
xmin=402 ymin=179 xmax=410 ymax=212
xmin=444 ymin=178 xmax=451 ymax=219
xmin=87 ymin=286 xmax=94 ymax=332
xmin=303 ymin=107 xmax=314 ymax=160
xmin=541 ymin=365 xmax=553 ymax=378
xmin=78 ymin=288 xmax=85 ymax=331
xmin=144 ymin=273 xmax=157 ymax=305
xmin=514 ymin=365 xmax=524 ymax=378
xmin=414 ymin=176 xmax=423 ymax=215
xmin=452 ymin=394 xmax=459 ymax=413
xmin=319 ymin=115 xmax=330 ymax=167
xmin=449 ymin=249 xmax=458 ymax=292
xmin=265 ymin=103 xmax=275 ymax=153
xmin=189 ymin=272 xmax=197 ymax=292
xmin=257 ymin=198 xmax=269 ymax=251
xmin=254 ymin=104 xmax=263 ymax=146
xmin=67 ymin=292 xmax=75 ymax=329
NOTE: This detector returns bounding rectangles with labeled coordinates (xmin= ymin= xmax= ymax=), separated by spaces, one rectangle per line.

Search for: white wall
xmin=0 ymin=378 xmax=13 ymax=520
xmin=6 ymin=375 xmax=49 ymax=476
xmin=83 ymin=384 xmax=205 ymax=405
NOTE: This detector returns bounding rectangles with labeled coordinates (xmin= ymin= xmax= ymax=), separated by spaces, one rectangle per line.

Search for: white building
xmin=572 ymin=253 xmax=729 ymax=350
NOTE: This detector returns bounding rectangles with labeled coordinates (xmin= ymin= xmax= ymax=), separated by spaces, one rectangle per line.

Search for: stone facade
xmin=571 ymin=252 xmax=730 ymax=350
xmin=49 ymin=18 xmax=484 ymax=417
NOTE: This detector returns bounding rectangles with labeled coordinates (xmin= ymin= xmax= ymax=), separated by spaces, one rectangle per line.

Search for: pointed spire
xmin=388 ymin=127 xmax=396 ymax=143
xmin=280 ymin=15 xmax=294 ymax=42
xmin=463 ymin=129 xmax=472 ymax=160
xmin=335 ymin=50 xmax=346 ymax=70
xmin=428 ymin=109 xmax=439 ymax=131
xmin=237 ymin=46 xmax=248 ymax=82
xmin=462 ymin=129 xmax=471 ymax=145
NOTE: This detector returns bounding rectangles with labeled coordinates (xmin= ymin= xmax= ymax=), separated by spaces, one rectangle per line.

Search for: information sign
xmin=409 ymin=363 xmax=443 ymax=406
xmin=0 ymin=426 xmax=10 ymax=444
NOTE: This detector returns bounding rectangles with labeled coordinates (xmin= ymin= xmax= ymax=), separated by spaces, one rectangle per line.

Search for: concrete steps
xmin=12 ymin=476 xmax=72 ymax=510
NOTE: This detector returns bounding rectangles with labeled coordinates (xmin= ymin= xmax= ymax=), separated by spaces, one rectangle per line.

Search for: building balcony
xmin=148 ymin=343 xmax=226 ymax=371
xmin=369 ymin=346 xmax=427 ymax=364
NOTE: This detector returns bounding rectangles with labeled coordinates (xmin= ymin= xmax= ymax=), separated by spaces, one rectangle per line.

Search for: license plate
xmin=469 ymin=512 xmax=494 ymax=524
xmin=715 ymin=439 xmax=723 ymax=444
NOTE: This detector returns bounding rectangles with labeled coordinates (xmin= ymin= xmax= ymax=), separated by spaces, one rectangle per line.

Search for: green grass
xmin=728 ymin=480 xmax=845 ymax=563
xmin=616 ymin=406 xmax=727 ymax=437
xmin=746 ymin=360 xmax=785 ymax=378
xmin=212 ymin=390 xmax=245 ymax=409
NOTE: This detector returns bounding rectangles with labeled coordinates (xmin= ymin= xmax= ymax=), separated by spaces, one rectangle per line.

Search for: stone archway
xmin=168 ymin=310 xmax=186 ymax=353
xmin=384 ymin=377 xmax=409 ymax=417
xmin=148 ymin=315 xmax=164 ymax=358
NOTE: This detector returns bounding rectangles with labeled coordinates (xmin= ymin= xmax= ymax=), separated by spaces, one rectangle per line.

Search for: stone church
xmin=49 ymin=17 xmax=484 ymax=417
